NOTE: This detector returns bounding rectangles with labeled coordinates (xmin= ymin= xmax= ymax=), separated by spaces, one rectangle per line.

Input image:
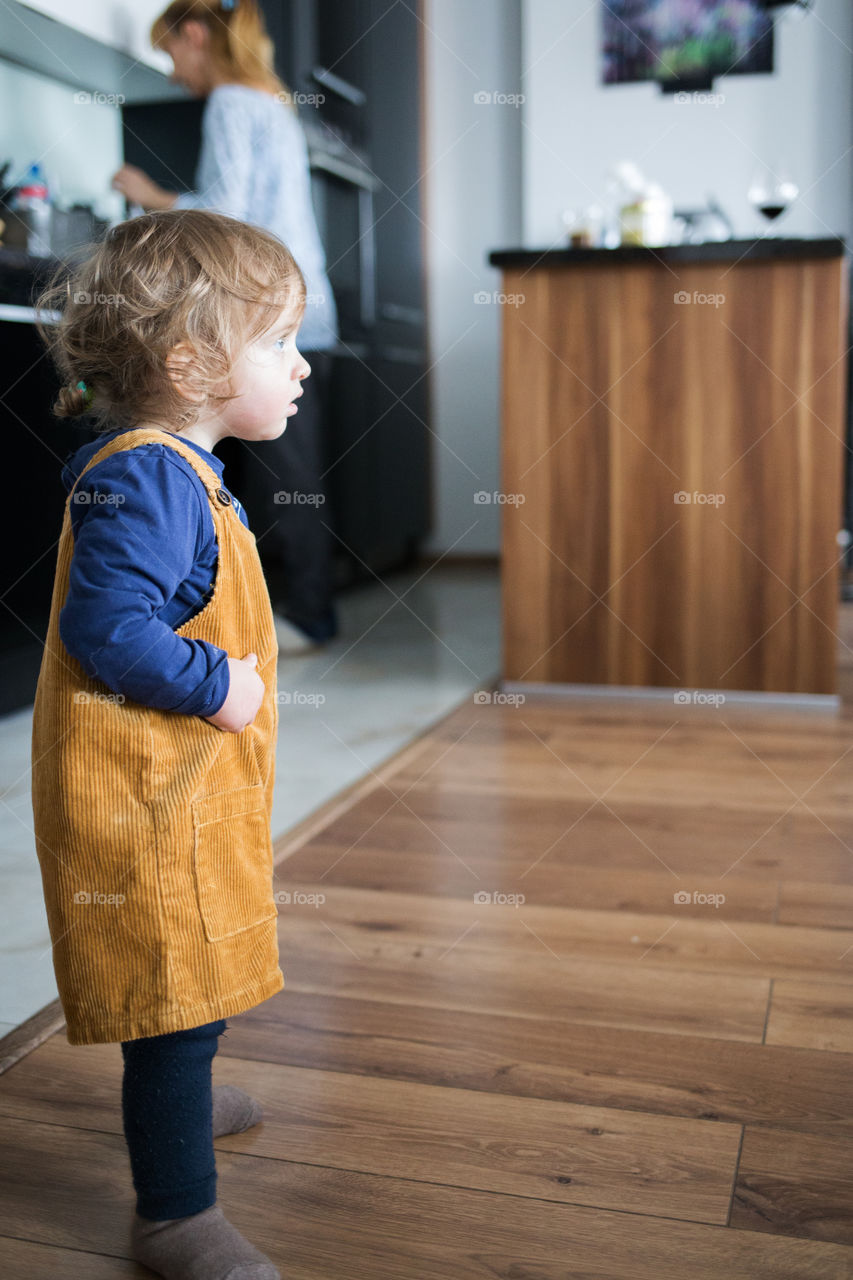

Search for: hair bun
xmin=55 ymin=381 xmax=91 ymax=418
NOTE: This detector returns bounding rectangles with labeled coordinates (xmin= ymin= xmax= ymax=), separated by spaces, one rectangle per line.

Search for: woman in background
xmin=113 ymin=0 xmax=340 ymax=651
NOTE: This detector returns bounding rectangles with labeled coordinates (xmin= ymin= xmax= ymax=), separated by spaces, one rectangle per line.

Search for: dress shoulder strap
xmin=69 ymin=428 xmax=225 ymax=504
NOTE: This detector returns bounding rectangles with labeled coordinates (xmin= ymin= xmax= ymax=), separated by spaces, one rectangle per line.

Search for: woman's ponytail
xmin=223 ymin=0 xmax=287 ymax=100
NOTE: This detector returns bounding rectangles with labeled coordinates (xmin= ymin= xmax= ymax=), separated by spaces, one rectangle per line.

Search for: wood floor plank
xmin=288 ymin=842 xmax=853 ymax=933
xmin=0 ymin=1237 xmax=146 ymax=1278
xmin=731 ymin=1128 xmax=853 ymax=1245
xmin=0 ymin=1041 xmax=741 ymax=1224
xmin=1 ymin=1115 xmax=850 ymax=1280
xmin=276 ymin=923 xmax=771 ymax=1042
xmin=269 ymin=880 xmax=853 ymax=987
xmin=383 ymin=714 xmax=853 ymax=819
xmin=213 ymin=1058 xmax=737 ymax=1225
xmin=2 ymin=997 xmax=849 ymax=1144
xmin=777 ymin=880 xmax=853 ymax=930
xmin=766 ymin=981 xmax=853 ymax=1053
xmin=283 ymin=844 xmax=782 ymax=922
xmin=225 ymin=991 xmax=853 ymax=1136
xmin=210 ymin=1059 xmax=734 ymax=1225
xmin=293 ymin=779 xmax=853 ymax=887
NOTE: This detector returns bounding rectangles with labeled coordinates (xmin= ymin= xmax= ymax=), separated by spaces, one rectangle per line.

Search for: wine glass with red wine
xmin=748 ymin=165 xmax=799 ymax=237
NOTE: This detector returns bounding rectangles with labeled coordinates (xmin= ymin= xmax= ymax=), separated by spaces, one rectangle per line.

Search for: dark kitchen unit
xmin=0 ymin=0 xmax=430 ymax=714
xmin=122 ymin=0 xmax=431 ymax=589
xmin=0 ymin=268 xmax=69 ymax=717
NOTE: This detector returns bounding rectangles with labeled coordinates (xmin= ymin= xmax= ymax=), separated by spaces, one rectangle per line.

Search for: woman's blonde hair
xmin=35 ymin=208 xmax=306 ymax=432
xmin=151 ymin=0 xmax=295 ymax=106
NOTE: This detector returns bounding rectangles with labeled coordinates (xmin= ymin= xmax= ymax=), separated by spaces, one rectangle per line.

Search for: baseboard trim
xmin=0 ymin=999 xmax=66 ymax=1076
xmin=499 ymin=680 xmax=841 ymax=713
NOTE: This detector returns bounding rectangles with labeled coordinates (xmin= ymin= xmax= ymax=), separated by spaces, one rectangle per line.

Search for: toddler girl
xmin=31 ymin=208 xmax=311 ymax=1279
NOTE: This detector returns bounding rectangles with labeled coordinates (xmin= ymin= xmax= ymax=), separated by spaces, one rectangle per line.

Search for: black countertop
xmin=489 ymin=237 xmax=846 ymax=269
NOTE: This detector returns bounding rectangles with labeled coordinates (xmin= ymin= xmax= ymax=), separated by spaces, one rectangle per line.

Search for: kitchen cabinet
xmin=325 ymin=349 xmax=430 ymax=577
xmin=313 ymin=0 xmax=370 ymax=146
xmin=262 ymin=0 xmax=309 ymax=92
xmin=362 ymin=0 xmax=426 ymax=352
xmin=0 ymin=305 xmax=68 ymax=715
xmin=490 ymin=238 xmax=849 ymax=702
xmin=1 ymin=1 xmax=183 ymax=102
xmin=264 ymin=0 xmax=370 ymax=144
xmin=18 ymin=0 xmax=171 ymax=73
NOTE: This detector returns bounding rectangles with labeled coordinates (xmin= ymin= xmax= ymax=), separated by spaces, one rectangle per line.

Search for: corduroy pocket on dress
xmin=190 ymin=783 xmax=277 ymax=942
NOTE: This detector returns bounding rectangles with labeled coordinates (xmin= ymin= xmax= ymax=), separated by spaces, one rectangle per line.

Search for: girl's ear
xmin=165 ymin=341 xmax=206 ymax=404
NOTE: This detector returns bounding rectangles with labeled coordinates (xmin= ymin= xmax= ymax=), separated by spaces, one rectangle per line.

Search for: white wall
xmin=18 ymin=0 xmax=172 ymax=72
xmin=0 ymin=59 xmax=124 ymax=219
xmin=422 ymin=0 xmax=523 ymax=557
xmin=522 ymin=0 xmax=853 ymax=247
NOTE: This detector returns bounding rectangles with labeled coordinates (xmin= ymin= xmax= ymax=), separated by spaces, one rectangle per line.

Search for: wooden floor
xmin=3 ymin=614 xmax=853 ymax=1276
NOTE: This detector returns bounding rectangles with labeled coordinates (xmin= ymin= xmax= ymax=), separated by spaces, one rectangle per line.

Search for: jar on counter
xmin=560 ymin=203 xmax=605 ymax=248
xmin=619 ymin=183 xmax=672 ymax=248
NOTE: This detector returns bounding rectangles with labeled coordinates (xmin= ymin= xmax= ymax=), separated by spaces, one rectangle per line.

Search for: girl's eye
xmin=274 ymin=337 xmax=288 ymax=352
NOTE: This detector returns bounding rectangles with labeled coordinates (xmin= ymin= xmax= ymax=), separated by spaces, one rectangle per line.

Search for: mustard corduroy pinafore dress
xmin=31 ymin=428 xmax=284 ymax=1046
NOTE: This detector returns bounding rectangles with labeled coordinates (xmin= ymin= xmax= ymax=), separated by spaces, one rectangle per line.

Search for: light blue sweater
xmin=174 ymin=83 xmax=339 ymax=352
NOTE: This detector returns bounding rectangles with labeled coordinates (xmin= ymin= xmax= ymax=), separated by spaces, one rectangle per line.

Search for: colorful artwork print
xmin=602 ymin=0 xmax=774 ymax=87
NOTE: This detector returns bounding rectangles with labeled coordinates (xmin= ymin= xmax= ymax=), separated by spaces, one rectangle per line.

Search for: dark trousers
xmin=121 ymin=1018 xmax=226 ymax=1221
xmin=236 ymin=348 xmax=338 ymax=641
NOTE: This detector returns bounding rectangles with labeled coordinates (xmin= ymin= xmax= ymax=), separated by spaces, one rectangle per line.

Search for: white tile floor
xmin=0 ymin=564 xmax=500 ymax=1034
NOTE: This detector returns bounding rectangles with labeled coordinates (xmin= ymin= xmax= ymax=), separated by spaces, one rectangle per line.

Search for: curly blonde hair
xmin=36 ymin=208 xmax=306 ymax=432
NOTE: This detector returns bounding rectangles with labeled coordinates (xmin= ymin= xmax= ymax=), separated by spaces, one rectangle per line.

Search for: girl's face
xmin=220 ymin=306 xmax=312 ymax=442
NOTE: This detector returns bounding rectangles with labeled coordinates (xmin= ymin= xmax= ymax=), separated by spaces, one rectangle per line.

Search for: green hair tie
xmin=76 ymin=380 xmax=94 ymax=410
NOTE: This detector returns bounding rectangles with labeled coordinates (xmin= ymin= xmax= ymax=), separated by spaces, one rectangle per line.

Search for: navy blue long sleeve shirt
xmin=58 ymin=427 xmax=249 ymax=717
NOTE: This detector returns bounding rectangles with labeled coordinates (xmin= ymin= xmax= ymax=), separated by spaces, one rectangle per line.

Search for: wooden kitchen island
xmin=489 ymin=238 xmax=849 ymax=704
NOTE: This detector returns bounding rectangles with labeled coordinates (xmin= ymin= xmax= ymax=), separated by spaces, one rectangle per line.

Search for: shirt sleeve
xmin=58 ymin=450 xmax=230 ymax=718
xmin=172 ymin=91 xmax=253 ymax=221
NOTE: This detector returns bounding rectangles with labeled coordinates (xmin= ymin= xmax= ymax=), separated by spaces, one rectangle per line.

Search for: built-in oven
xmin=303 ymin=123 xmax=381 ymax=344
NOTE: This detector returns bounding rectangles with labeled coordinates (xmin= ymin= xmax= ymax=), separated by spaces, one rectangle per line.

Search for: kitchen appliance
xmin=302 ymin=118 xmax=380 ymax=341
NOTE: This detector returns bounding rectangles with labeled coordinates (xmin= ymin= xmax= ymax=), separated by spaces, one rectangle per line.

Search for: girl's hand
xmin=204 ymin=653 xmax=265 ymax=733
xmin=111 ymin=164 xmax=178 ymax=212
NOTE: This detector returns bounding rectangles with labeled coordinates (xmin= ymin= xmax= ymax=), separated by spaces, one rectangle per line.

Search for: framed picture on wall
xmin=601 ymin=0 xmax=774 ymax=92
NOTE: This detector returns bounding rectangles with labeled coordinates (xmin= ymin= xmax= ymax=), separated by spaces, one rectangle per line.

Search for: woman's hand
xmin=111 ymin=164 xmax=178 ymax=211
xmin=204 ymin=653 xmax=265 ymax=733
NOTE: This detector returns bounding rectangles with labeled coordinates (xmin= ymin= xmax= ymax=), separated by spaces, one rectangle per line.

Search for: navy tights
xmin=120 ymin=1018 xmax=227 ymax=1221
